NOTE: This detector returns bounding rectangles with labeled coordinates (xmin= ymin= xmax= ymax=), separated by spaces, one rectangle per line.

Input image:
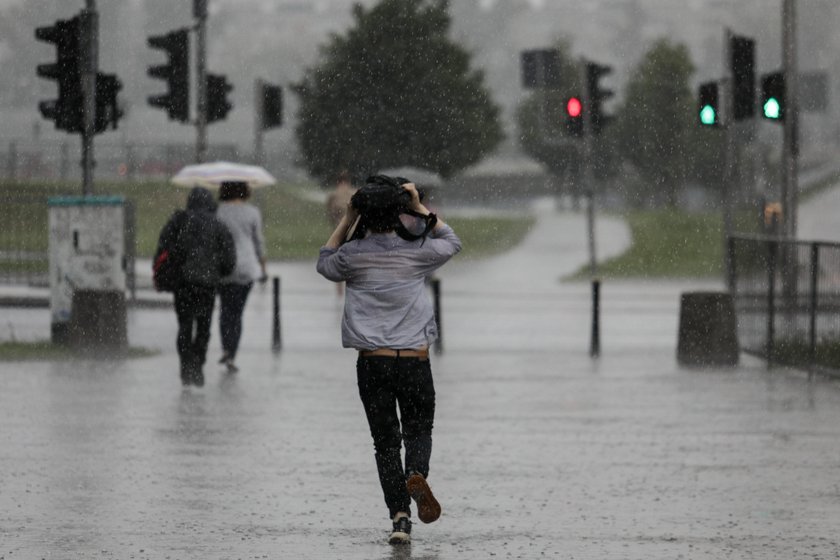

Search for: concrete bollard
xmin=68 ymin=290 xmax=127 ymax=351
xmin=677 ymin=291 xmax=739 ymax=367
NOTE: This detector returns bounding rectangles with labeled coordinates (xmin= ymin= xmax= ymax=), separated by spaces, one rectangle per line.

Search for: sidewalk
xmin=2 ymin=200 xmax=840 ymax=559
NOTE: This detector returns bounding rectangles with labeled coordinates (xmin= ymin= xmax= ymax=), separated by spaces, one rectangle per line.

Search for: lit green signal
xmin=699 ymin=105 xmax=717 ymax=126
xmin=763 ymin=97 xmax=781 ymax=119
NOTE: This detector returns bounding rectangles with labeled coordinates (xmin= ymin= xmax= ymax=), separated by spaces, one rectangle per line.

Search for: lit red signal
xmin=566 ymin=97 xmax=582 ymax=118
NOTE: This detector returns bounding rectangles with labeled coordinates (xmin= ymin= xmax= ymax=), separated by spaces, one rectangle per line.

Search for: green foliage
xmin=293 ymin=0 xmax=503 ymax=181
xmin=570 ymin=209 xmax=760 ymax=279
xmin=446 ymin=215 xmax=535 ymax=259
xmin=614 ymin=39 xmax=699 ymax=207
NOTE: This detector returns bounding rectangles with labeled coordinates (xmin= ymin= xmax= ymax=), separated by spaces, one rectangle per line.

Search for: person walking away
xmin=316 ymin=175 xmax=461 ymax=545
xmin=156 ymin=186 xmax=235 ymax=387
xmin=325 ymin=170 xmax=357 ymax=296
xmin=216 ymin=181 xmax=268 ymax=373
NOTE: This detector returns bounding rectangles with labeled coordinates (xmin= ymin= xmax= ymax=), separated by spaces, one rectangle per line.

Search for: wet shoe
xmin=406 ymin=473 xmax=441 ymax=524
xmin=388 ymin=514 xmax=411 ymax=545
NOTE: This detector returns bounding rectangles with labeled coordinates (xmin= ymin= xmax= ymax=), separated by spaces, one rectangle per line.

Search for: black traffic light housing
xmin=521 ymin=49 xmax=562 ymax=89
xmin=730 ymin=35 xmax=756 ymax=120
xmin=761 ymin=71 xmax=785 ymax=122
xmin=206 ymin=73 xmax=233 ymax=123
xmin=35 ymin=14 xmax=85 ymax=132
xmin=698 ymin=81 xmax=720 ymax=127
xmin=586 ymin=62 xmax=613 ymax=135
xmin=148 ymin=28 xmax=190 ymax=122
xmin=260 ymin=83 xmax=283 ymax=130
xmin=95 ymin=73 xmax=123 ymax=133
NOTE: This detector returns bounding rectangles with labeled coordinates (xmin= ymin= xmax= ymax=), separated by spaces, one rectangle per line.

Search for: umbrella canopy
xmin=379 ymin=167 xmax=444 ymax=189
xmin=170 ymin=161 xmax=277 ymax=189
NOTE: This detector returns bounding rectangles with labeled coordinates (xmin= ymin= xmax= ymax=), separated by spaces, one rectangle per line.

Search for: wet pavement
xmin=2 ymin=200 xmax=840 ymax=559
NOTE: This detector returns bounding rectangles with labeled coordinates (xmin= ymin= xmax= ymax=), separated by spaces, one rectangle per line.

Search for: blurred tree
xmin=292 ymin=0 xmax=503 ymax=181
xmin=614 ymin=39 xmax=696 ymax=208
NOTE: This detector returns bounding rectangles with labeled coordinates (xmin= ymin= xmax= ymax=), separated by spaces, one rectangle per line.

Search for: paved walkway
xmin=2 ymin=200 xmax=840 ymax=559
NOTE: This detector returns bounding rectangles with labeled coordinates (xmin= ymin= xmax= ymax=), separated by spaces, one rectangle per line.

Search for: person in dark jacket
xmin=156 ymin=187 xmax=236 ymax=386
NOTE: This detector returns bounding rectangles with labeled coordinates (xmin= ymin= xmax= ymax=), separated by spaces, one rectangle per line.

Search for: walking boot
xmin=406 ymin=473 xmax=441 ymax=524
xmin=388 ymin=513 xmax=411 ymax=545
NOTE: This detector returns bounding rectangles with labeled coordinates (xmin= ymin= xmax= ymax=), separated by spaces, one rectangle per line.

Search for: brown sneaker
xmin=406 ymin=473 xmax=441 ymax=524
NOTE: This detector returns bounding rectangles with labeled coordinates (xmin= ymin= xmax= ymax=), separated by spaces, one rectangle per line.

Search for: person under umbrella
xmin=215 ymin=181 xmax=267 ymax=373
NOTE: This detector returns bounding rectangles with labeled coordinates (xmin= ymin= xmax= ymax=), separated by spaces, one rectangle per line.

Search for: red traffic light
xmin=566 ymin=97 xmax=582 ymax=118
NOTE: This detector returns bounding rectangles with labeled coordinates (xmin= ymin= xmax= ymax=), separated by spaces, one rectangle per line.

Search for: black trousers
xmin=356 ymin=355 xmax=436 ymax=519
xmin=174 ymin=283 xmax=216 ymax=374
xmin=218 ymin=282 xmax=253 ymax=359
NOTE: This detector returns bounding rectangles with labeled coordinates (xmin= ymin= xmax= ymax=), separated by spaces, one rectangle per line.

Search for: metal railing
xmin=729 ymin=234 xmax=840 ymax=377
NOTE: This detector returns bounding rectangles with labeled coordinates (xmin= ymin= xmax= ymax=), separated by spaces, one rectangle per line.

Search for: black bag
xmin=153 ymin=211 xmax=187 ymax=292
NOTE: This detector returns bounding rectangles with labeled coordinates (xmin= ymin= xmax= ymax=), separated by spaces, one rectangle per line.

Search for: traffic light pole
xmin=195 ymin=0 xmax=208 ymax=163
xmin=782 ymin=0 xmax=799 ymax=240
xmin=722 ymin=28 xmax=736 ymax=290
xmin=581 ymin=61 xmax=599 ymax=358
xmin=81 ymin=0 xmax=98 ymax=195
xmin=581 ymin=64 xmax=597 ymax=279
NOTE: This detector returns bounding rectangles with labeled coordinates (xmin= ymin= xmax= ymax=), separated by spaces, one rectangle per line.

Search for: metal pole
xmin=722 ymin=28 xmax=735 ymax=286
xmin=254 ymin=78 xmax=265 ymax=165
xmin=272 ymin=276 xmax=282 ymax=352
xmin=590 ymin=279 xmax=601 ymax=358
xmin=60 ymin=142 xmax=70 ymax=183
xmin=782 ymin=0 xmax=799 ymax=240
xmin=81 ymin=0 xmax=98 ymax=195
xmin=195 ymin=0 xmax=208 ymax=163
xmin=581 ymin=62 xmax=597 ymax=278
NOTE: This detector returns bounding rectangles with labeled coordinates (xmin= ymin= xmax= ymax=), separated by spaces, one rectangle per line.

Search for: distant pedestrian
xmin=316 ymin=175 xmax=461 ymax=545
xmin=155 ymin=186 xmax=236 ymax=387
xmin=324 ymin=170 xmax=357 ymax=296
xmin=216 ymin=181 xmax=268 ymax=373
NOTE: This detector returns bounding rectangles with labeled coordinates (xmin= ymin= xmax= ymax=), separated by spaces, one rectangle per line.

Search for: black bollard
xmin=431 ymin=278 xmax=443 ymax=355
xmin=590 ymin=279 xmax=601 ymax=358
xmin=272 ymin=276 xmax=282 ymax=352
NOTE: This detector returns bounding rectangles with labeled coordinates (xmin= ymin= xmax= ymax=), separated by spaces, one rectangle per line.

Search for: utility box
xmin=48 ymin=196 xmax=127 ymax=349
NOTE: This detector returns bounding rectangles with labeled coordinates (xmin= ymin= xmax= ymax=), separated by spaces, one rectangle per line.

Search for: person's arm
xmin=403 ymin=183 xmax=462 ymax=270
xmin=402 ymin=183 xmax=448 ymax=232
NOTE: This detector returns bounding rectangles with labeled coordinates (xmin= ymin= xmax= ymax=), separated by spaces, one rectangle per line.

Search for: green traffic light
xmin=699 ymin=104 xmax=717 ymax=125
xmin=764 ymin=97 xmax=781 ymax=119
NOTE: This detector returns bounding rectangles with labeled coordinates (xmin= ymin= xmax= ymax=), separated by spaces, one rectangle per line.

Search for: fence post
xmin=766 ymin=239 xmax=777 ymax=369
xmin=272 ymin=276 xmax=282 ymax=352
xmin=431 ymin=278 xmax=443 ymax=355
xmin=808 ymin=243 xmax=819 ymax=379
